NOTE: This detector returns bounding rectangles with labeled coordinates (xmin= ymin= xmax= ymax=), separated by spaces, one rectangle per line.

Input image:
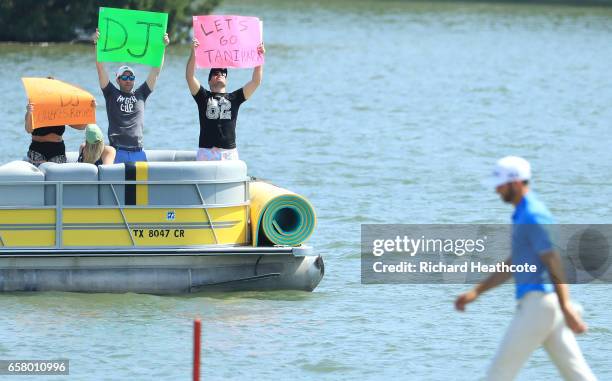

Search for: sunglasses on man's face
xmin=119 ymin=75 xmax=135 ymax=81
xmin=211 ymin=71 xmax=226 ymax=78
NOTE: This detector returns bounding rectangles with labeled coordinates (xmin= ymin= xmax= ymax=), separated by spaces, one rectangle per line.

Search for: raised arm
xmin=455 ymin=256 xmax=513 ymax=311
xmin=93 ymin=29 xmax=109 ymax=89
xmin=186 ymin=39 xmax=201 ymax=96
xmin=24 ymin=103 xmax=34 ymax=134
xmin=242 ymin=43 xmax=265 ymax=100
xmin=540 ymin=250 xmax=587 ymax=334
xmin=146 ymin=33 xmax=170 ymax=92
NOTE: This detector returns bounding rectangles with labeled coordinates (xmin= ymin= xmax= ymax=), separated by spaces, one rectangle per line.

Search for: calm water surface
xmin=1 ymin=0 xmax=611 ymax=379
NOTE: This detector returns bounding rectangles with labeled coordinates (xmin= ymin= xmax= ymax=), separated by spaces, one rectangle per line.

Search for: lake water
xmin=1 ymin=0 xmax=611 ymax=379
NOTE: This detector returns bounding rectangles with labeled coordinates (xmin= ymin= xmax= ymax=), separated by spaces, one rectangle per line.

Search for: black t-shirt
xmin=102 ymin=82 xmax=151 ymax=149
xmin=193 ymin=85 xmax=246 ymax=149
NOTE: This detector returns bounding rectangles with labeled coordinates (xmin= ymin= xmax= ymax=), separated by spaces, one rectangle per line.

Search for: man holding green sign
xmin=93 ymin=7 xmax=169 ymax=163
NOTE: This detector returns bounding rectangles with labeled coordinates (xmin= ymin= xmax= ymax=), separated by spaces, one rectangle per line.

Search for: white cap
xmin=115 ymin=65 xmax=135 ymax=79
xmin=483 ymin=156 xmax=531 ymax=189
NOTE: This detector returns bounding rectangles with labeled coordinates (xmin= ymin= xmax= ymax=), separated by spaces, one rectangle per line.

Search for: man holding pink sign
xmin=186 ymin=15 xmax=265 ymax=161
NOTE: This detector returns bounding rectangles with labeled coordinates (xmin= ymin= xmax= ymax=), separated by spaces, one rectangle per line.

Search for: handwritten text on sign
xmin=21 ymin=78 xmax=95 ymax=129
xmin=97 ymin=7 xmax=168 ymax=67
xmin=193 ymin=15 xmax=264 ymax=69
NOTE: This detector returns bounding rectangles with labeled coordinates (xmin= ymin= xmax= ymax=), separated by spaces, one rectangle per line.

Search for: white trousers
xmin=486 ymin=292 xmax=596 ymax=381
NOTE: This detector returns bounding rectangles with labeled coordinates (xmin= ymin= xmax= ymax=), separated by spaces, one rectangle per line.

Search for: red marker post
xmin=193 ymin=319 xmax=201 ymax=381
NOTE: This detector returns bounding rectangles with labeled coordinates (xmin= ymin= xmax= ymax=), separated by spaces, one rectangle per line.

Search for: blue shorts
xmin=114 ymin=149 xmax=147 ymax=164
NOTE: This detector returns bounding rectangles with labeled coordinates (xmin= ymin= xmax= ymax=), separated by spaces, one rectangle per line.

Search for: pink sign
xmin=193 ymin=15 xmax=264 ymax=69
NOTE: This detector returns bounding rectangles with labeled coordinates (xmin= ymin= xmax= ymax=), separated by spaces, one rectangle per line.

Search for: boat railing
xmin=0 ymin=177 xmax=251 ymax=249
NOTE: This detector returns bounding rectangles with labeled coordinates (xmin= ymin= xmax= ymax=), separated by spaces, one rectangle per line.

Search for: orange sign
xmin=22 ymin=78 xmax=96 ymax=129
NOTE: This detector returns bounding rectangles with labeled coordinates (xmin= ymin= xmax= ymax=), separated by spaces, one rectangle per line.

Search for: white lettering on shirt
xmin=116 ymin=94 xmax=137 ymax=113
xmin=206 ymin=97 xmax=231 ymax=120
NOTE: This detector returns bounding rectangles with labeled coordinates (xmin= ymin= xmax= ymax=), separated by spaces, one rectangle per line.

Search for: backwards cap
xmin=116 ymin=65 xmax=135 ymax=79
xmin=483 ymin=156 xmax=532 ymax=189
xmin=208 ymin=68 xmax=228 ymax=81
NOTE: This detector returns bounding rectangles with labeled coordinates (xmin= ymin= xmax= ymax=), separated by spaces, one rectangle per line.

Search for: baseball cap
xmin=85 ymin=124 xmax=104 ymax=144
xmin=208 ymin=68 xmax=227 ymax=81
xmin=483 ymin=156 xmax=531 ymax=189
xmin=116 ymin=65 xmax=135 ymax=79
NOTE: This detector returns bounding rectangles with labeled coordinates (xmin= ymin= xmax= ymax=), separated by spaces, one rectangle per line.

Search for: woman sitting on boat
xmin=25 ymin=103 xmax=87 ymax=166
xmin=77 ymin=124 xmax=116 ymax=165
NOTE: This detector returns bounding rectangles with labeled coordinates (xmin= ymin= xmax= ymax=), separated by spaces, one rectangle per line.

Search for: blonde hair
xmin=82 ymin=140 xmax=104 ymax=164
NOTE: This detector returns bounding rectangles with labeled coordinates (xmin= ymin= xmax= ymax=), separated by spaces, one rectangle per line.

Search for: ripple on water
xmin=192 ymin=290 xmax=322 ymax=302
xmin=300 ymin=358 xmax=352 ymax=373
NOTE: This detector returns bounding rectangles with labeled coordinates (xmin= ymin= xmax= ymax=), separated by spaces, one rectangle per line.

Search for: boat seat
xmin=39 ymin=162 xmax=99 ymax=206
xmin=174 ymin=150 xmax=196 ymax=161
xmin=144 ymin=150 xmax=197 ymax=162
xmin=66 ymin=150 xmax=197 ymax=163
xmin=66 ymin=151 xmax=79 ymax=163
xmin=0 ymin=161 xmax=45 ymax=206
xmin=143 ymin=150 xmax=176 ymax=162
xmin=98 ymin=160 xmax=248 ymax=206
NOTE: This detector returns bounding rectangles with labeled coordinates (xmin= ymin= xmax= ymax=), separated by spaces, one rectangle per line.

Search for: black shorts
xmin=27 ymin=141 xmax=66 ymax=165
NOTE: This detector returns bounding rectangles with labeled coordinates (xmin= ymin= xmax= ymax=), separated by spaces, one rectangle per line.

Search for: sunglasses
xmin=119 ymin=75 xmax=135 ymax=81
xmin=211 ymin=71 xmax=226 ymax=77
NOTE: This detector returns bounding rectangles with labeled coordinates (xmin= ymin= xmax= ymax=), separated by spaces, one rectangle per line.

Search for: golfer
xmin=455 ymin=156 xmax=596 ymax=380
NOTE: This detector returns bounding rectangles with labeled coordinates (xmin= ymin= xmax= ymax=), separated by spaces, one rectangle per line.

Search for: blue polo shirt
xmin=511 ymin=192 xmax=555 ymax=299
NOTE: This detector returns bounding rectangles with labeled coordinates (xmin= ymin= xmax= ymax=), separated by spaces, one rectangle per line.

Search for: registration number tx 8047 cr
xmin=132 ymin=229 xmax=185 ymax=238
